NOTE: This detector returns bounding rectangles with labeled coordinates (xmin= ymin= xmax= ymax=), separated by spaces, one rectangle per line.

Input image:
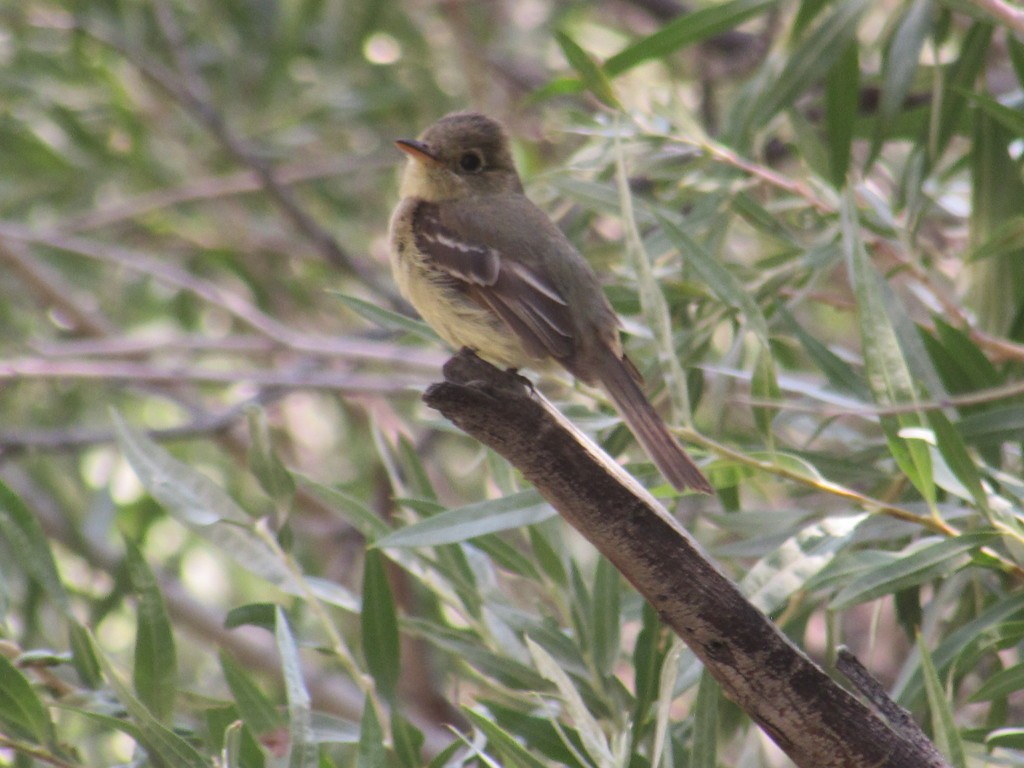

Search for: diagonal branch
xmin=423 ymin=349 xmax=951 ymax=768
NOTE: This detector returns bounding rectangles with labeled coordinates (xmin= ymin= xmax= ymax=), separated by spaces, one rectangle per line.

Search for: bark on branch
xmin=423 ymin=350 xmax=950 ymax=768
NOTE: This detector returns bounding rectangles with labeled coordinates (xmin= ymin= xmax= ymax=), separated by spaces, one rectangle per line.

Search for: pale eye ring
xmin=459 ymin=150 xmax=484 ymax=173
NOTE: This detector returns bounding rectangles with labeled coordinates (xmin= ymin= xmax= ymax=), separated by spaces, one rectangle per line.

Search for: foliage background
xmin=1 ymin=0 xmax=1024 ymax=765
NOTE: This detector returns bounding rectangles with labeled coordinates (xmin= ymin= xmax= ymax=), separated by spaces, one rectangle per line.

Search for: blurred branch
xmin=0 ymin=239 xmax=115 ymax=337
xmin=0 ymin=224 xmax=434 ymax=364
xmin=59 ymin=155 xmax=391 ymax=234
xmin=0 ymin=357 xmax=427 ymax=392
xmin=53 ymin=8 xmax=395 ymax=300
xmin=965 ymin=0 xmax=1024 ymax=34
xmin=423 ymin=350 xmax=950 ymax=768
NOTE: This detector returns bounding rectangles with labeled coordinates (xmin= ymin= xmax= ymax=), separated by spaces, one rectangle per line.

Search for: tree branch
xmin=422 ymin=349 xmax=951 ymax=768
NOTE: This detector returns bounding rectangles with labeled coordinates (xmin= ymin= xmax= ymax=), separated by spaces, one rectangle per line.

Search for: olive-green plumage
xmin=389 ymin=112 xmax=711 ymax=494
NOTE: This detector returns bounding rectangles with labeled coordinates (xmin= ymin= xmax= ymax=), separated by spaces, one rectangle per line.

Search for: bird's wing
xmin=413 ymin=201 xmax=575 ymax=360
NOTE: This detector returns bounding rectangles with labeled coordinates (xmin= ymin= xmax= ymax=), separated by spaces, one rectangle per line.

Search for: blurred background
xmin=1 ymin=0 xmax=1024 ymax=766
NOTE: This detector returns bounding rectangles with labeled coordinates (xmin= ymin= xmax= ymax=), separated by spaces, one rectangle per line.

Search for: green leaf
xmin=918 ymin=633 xmax=967 ymax=768
xmin=220 ymin=651 xmax=284 ymax=736
xmin=830 ymin=532 xmax=996 ymax=609
xmin=296 ymin=474 xmax=391 ymax=540
xmin=590 ymin=556 xmax=620 ymax=673
xmin=275 ymin=609 xmax=318 ymax=768
xmin=68 ymin=621 xmax=102 ymax=689
xmin=894 ymin=593 xmax=1024 ymax=707
xmin=968 ymin=662 xmax=1024 ymax=702
xmin=0 ymin=480 xmax=69 ymax=614
xmin=116 ymin=415 xmax=359 ymax=611
xmin=780 ymin=309 xmax=870 ymax=399
xmin=933 ymin=23 xmax=993 ymax=160
xmin=604 ymin=0 xmax=777 ymax=76
xmin=361 ymin=550 xmax=400 ymax=703
xmin=91 ymin=632 xmax=208 ymax=768
xmin=653 ymin=210 xmax=770 ymax=346
xmin=690 ymin=672 xmax=719 ymax=768
xmin=114 ymin=410 xmax=250 ymax=526
xmin=751 ymin=345 xmax=780 ymax=439
xmin=526 ymin=637 xmax=613 ymax=766
xmin=739 ymin=0 xmax=868 ymax=137
xmin=224 ymin=602 xmax=278 ymax=631
xmin=390 ymin=712 xmax=424 ymax=768
xmin=0 ymin=653 xmax=55 ymax=745
xmin=743 ymin=514 xmax=863 ymax=613
xmin=356 ymin=697 xmax=385 ymax=768
xmin=824 ymin=41 xmax=859 ymax=186
xmin=842 ymin=192 xmax=934 ymax=502
xmin=463 ymin=708 xmax=549 ymax=768
xmin=247 ymin=407 xmax=296 ymax=507
xmin=874 ymin=0 xmax=933 ymax=156
xmin=554 ymin=31 xmax=620 ymax=109
xmin=331 ymin=292 xmax=439 ymax=343
xmin=925 ymin=410 xmax=986 ymax=511
xmin=124 ymin=536 xmax=177 ymax=723
xmin=374 ymin=490 xmax=553 ymax=548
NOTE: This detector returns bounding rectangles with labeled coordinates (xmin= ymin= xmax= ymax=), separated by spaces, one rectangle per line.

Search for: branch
xmin=423 ymin=349 xmax=951 ymax=768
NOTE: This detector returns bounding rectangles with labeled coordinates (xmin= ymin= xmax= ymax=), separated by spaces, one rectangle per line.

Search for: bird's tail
xmin=596 ymin=351 xmax=713 ymax=494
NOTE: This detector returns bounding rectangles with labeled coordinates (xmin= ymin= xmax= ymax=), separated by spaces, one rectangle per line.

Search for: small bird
xmin=389 ymin=112 xmax=712 ymax=494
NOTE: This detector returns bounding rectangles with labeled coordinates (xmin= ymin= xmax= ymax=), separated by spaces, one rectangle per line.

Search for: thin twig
xmin=0 ymin=356 xmax=428 ymax=392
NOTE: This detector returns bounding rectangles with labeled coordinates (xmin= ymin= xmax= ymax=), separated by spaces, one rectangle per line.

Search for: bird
xmin=388 ymin=111 xmax=712 ymax=494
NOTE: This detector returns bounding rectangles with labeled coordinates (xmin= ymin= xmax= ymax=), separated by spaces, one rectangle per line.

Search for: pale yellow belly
xmin=390 ymin=206 xmax=532 ymax=370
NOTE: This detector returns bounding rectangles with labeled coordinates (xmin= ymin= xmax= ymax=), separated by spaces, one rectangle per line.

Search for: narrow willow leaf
xmin=690 ymin=672 xmax=719 ymax=768
xmin=68 ymin=621 xmax=102 ymax=689
xmin=742 ymin=0 xmax=868 ymax=135
xmin=296 ymin=474 xmax=391 ymax=540
xmin=968 ymin=662 xmax=1024 ymax=702
xmin=614 ymin=133 xmax=693 ymax=419
xmin=591 ymin=556 xmax=621 ymax=673
xmin=831 ymin=532 xmax=996 ymax=609
xmin=390 ymin=712 xmax=424 ymax=768
xmin=124 ymin=536 xmax=177 ymax=723
xmin=397 ymin=434 xmax=437 ymax=502
xmin=632 ymin=602 xmax=665 ymax=734
xmin=0 ymin=480 xmax=69 ymax=613
xmin=220 ymin=651 xmax=284 ymax=736
xmin=917 ymin=634 xmax=967 ymax=768
xmin=751 ymin=345 xmax=780 ymax=439
xmin=356 ymin=696 xmax=385 ymax=768
xmin=933 ymin=23 xmax=993 ymax=160
xmin=605 ymin=0 xmax=777 ymax=76
xmin=332 ymin=292 xmax=439 ymax=343
xmin=654 ymin=211 xmax=770 ymax=346
xmin=275 ymin=609 xmax=318 ymax=768
xmin=0 ymin=653 xmax=55 ymax=745
xmin=925 ymin=410 xmax=986 ymax=511
xmin=743 ymin=514 xmax=863 ymax=613
xmin=482 ymin=700 xmax=589 ymax=767
xmin=113 ymin=411 xmax=249 ymax=526
xmin=462 ymin=708 xmax=549 ymax=768
xmin=554 ymin=31 xmax=620 ymax=109
xmin=966 ymin=96 xmax=1024 ymax=338
xmin=91 ymin=632 xmax=208 ymax=768
xmin=374 ymin=489 xmax=552 ymax=548
xmin=825 ymin=41 xmax=859 ymax=186
xmin=361 ymin=550 xmax=400 ymax=703
xmin=875 ymin=0 xmax=933 ymax=155
xmin=246 ymin=407 xmax=296 ymax=507
xmin=780 ymin=309 xmax=870 ymax=399
xmin=842 ymin=192 xmax=934 ymax=502
xmin=894 ymin=592 xmax=1024 ymax=707
xmin=525 ymin=637 xmax=613 ymax=767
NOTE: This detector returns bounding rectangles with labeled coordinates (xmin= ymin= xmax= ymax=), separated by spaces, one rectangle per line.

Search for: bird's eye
xmin=459 ymin=151 xmax=484 ymax=173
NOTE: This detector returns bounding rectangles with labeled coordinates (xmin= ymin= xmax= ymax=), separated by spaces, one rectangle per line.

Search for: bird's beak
xmin=394 ymin=139 xmax=441 ymax=166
